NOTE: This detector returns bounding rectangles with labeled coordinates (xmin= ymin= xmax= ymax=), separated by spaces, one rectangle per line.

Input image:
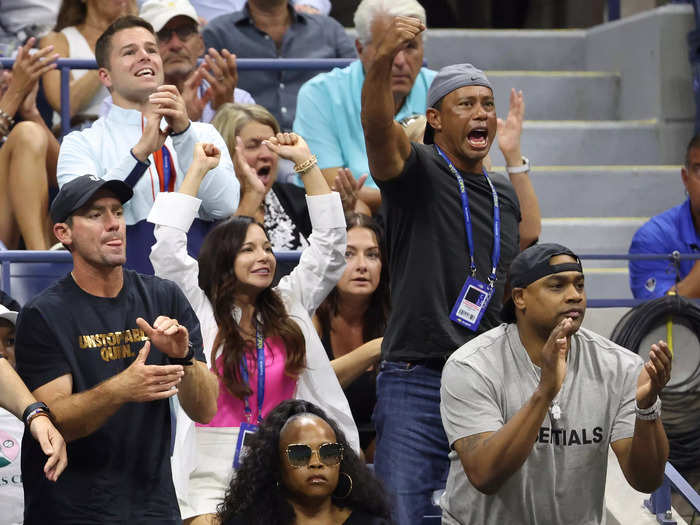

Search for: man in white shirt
xmin=57 ymin=15 xmax=239 ymax=273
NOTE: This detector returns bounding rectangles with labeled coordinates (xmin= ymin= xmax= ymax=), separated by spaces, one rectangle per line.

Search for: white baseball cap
xmin=140 ymin=0 xmax=199 ymax=33
xmin=0 ymin=304 xmax=18 ymax=325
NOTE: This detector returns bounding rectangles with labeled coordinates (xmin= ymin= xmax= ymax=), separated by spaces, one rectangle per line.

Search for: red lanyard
xmin=141 ymin=115 xmax=176 ymax=197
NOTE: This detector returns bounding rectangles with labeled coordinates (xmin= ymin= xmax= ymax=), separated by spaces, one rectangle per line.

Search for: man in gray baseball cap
xmin=359 ymin=16 xmax=540 ymax=524
xmin=422 ymin=63 xmax=493 ymax=145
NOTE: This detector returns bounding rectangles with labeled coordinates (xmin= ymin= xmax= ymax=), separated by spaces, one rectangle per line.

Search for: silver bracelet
xmin=635 ymin=397 xmax=661 ymax=420
xmin=0 ymin=108 xmax=15 ymax=128
xmin=506 ymin=155 xmax=530 ymax=174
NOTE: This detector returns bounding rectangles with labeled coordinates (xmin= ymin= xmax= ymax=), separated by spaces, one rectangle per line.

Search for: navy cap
xmin=424 ymin=64 xmax=493 ymax=144
xmin=50 ymin=175 xmax=133 ymax=223
xmin=501 ymin=243 xmax=583 ymax=323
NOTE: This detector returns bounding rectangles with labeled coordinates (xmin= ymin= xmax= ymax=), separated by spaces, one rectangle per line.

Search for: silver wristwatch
xmin=506 ymin=156 xmax=530 ymax=174
xmin=635 ymin=397 xmax=661 ymax=420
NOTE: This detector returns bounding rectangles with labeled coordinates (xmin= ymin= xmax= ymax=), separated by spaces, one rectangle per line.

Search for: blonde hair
xmin=211 ymin=103 xmax=281 ymax=157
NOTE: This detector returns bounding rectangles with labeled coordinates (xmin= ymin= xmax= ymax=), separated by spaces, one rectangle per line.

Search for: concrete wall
xmin=586 ymin=4 xmax=695 ymax=121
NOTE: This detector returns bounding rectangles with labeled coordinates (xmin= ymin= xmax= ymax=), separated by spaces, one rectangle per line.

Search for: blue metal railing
xmin=3 ymin=251 xmax=700 ymax=307
xmin=0 ymin=57 xmax=356 ymax=137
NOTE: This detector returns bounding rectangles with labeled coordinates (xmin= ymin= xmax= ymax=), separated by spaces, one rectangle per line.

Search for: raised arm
xmin=447 ymin=319 xmax=575 ymax=494
xmin=497 ymin=88 xmax=540 ymax=250
xmin=611 ymin=341 xmax=670 ymax=492
xmin=149 ymin=142 xmax=220 ymax=315
xmin=361 ymin=16 xmax=423 ymax=182
xmin=270 ymin=133 xmax=348 ymax=314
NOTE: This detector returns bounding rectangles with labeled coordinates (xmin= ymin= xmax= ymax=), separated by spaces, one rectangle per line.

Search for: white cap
xmin=0 ymin=304 xmax=18 ymax=325
xmin=140 ymin=0 xmax=199 ymax=33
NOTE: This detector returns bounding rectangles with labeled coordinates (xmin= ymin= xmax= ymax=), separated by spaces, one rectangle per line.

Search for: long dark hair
xmin=217 ymin=400 xmax=392 ymax=524
xmin=198 ymin=217 xmax=305 ymax=399
xmin=316 ymin=213 xmax=390 ymax=342
xmin=54 ymin=0 xmax=87 ymax=32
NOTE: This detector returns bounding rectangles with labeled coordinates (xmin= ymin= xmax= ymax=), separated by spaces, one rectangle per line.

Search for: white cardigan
xmin=147 ymin=191 xmax=359 ymax=495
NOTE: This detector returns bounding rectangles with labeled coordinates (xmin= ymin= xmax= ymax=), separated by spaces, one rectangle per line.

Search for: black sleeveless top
xmin=321 ymin=325 xmax=377 ymax=450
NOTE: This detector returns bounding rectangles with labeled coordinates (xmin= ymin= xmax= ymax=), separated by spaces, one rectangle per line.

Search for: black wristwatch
xmin=169 ymin=344 xmax=195 ymax=366
xmin=22 ymin=401 xmax=53 ymax=427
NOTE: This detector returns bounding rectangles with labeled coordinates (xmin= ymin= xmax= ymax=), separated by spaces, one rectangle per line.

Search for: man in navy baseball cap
xmin=50 ymin=175 xmax=133 ymax=225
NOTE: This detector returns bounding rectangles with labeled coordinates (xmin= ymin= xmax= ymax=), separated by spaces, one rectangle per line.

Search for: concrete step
xmin=487 ymin=71 xmax=621 ymax=121
xmin=539 ymin=217 xmax=646 ymax=255
xmin=489 ymin=119 xmax=693 ymax=166
xmin=511 ymin=166 xmax=683 ymax=218
xmin=423 ymin=29 xmax=587 ymax=71
xmin=579 ymin=267 xmax=633 ymax=300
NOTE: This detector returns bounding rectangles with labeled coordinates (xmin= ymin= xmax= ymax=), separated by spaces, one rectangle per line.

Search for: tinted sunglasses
xmin=157 ymin=24 xmax=197 ymax=43
xmin=285 ymin=442 xmax=344 ymax=468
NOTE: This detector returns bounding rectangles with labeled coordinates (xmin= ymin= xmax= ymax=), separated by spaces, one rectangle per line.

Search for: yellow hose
xmin=666 ymin=289 xmax=675 ymax=358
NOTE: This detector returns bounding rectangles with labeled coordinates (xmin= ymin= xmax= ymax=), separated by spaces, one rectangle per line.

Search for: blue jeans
xmin=373 ymin=361 xmax=450 ymax=525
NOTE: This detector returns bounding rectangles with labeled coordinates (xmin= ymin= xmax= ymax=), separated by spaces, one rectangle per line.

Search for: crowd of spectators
xmin=0 ymin=0 xmax=697 ymax=524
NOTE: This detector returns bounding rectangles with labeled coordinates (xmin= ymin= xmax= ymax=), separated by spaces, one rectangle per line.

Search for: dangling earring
xmin=333 ymin=472 xmax=353 ymax=499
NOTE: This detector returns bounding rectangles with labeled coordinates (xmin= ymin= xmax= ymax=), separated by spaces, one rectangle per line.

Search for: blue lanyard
xmin=239 ymin=327 xmax=265 ymax=424
xmin=434 ymin=145 xmax=501 ymax=287
xmin=161 ymin=146 xmax=173 ymax=192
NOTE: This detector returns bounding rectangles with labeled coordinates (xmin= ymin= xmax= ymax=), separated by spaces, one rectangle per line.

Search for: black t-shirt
xmin=375 ymin=143 xmax=521 ymax=362
xmin=15 ymin=270 xmax=205 ymax=524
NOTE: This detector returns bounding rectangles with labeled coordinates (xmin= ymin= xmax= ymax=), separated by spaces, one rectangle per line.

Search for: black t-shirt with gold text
xmin=15 ymin=270 xmax=204 ymax=524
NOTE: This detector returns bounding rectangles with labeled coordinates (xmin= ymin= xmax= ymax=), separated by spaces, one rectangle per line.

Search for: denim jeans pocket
xmin=378 ymin=360 xmax=419 ymax=374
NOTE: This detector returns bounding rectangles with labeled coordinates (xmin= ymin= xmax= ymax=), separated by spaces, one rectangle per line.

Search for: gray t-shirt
xmin=440 ymin=324 xmax=643 ymax=525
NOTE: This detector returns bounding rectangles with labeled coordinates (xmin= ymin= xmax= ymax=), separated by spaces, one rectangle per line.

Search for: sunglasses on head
xmin=157 ymin=24 xmax=197 ymax=44
xmin=285 ymin=442 xmax=344 ymax=468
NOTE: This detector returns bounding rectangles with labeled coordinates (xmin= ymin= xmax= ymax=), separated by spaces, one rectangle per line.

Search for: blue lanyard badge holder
xmin=435 ymin=145 xmax=501 ymax=332
xmin=233 ymin=328 xmax=265 ymax=469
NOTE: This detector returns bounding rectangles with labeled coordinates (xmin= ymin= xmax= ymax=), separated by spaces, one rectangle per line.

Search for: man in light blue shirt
xmin=629 ymin=135 xmax=700 ymax=300
xmin=293 ymin=0 xmax=435 ymax=212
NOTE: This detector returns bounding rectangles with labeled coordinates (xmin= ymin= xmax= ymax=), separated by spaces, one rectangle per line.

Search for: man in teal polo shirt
xmin=293 ymin=0 xmax=435 ymax=213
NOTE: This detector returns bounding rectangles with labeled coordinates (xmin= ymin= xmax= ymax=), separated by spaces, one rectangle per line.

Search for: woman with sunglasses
xmin=148 ymin=135 xmax=358 ymax=524
xmin=218 ymin=399 xmax=392 ymax=525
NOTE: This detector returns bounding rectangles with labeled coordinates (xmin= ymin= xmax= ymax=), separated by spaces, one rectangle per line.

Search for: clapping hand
xmin=201 ymin=48 xmax=238 ymax=110
xmin=149 ymin=85 xmax=190 ymax=134
xmin=136 ymin=316 xmax=189 ymax=360
xmin=333 ymin=167 xmax=368 ymax=213
xmin=234 ymin=136 xmax=266 ymax=196
xmin=636 ymin=341 xmax=672 ymax=408
xmin=8 ymin=37 xmax=58 ymax=101
xmin=538 ymin=318 xmax=577 ymax=399
xmin=497 ymin=88 xmax=525 ymax=166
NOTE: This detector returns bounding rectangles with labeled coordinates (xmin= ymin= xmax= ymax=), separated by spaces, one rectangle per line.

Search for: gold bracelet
xmin=293 ymin=154 xmax=318 ymax=175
